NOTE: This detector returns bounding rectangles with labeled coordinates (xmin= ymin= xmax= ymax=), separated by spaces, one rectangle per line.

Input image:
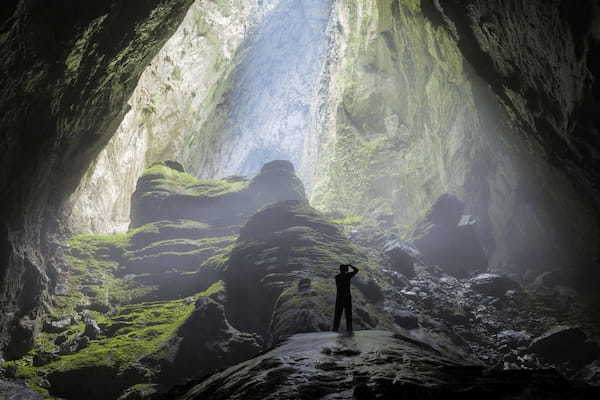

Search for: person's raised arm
xmin=349 ymin=264 xmax=359 ymax=277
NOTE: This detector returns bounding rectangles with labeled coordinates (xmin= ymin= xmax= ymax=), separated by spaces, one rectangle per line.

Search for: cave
xmin=1 ymin=0 xmax=600 ymax=399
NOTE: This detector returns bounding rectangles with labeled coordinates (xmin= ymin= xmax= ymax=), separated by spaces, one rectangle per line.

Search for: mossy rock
xmin=225 ymin=200 xmax=388 ymax=343
xmin=129 ymin=160 xmax=306 ymax=228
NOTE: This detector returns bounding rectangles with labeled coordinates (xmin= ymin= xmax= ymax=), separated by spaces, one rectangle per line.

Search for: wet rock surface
xmin=171 ymin=330 xmax=600 ymax=400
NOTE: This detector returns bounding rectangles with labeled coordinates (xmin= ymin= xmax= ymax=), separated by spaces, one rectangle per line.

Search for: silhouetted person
xmin=333 ymin=264 xmax=359 ymax=332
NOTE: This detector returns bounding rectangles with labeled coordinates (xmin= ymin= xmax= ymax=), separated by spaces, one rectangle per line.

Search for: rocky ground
xmin=169 ymin=330 xmax=599 ymax=400
xmin=1 ymin=160 xmax=599 ymax=399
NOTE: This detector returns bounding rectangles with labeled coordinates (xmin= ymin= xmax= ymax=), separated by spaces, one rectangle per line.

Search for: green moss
xmin=331 ymin=215 xmax=364 ymax=225
xmin=3 ymin=284 xmax=224 ymax=396
xmin=141 ymin=163 xmax=248 ymax=198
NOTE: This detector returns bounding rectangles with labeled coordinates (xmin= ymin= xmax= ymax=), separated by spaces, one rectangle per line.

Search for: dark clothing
xmin=333 ymin=296 xmax=353 ymax=332
xmin=333 ymin=270 xmax=358 ymax=331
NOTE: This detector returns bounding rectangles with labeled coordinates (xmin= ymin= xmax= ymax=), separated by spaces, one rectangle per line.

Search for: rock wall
xmin=0 ymin=0 xmax=194 ymax=360
xmin=311 ymin=0 xmax=600 ymax=274
xmin=67 ymin=0 xmax=260 ymax=234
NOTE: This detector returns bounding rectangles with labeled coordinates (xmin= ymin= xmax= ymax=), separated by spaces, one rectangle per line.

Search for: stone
xmin=382 ymin=239 xmax=419 ymax=278
xmin=412 ymin=195 xmax=487 ymax=277
xmin=225 ymin=200 xmax=384 ymax=343
xmin=163 ymin=160 xmax=185 ymax=173
xmin=44 ymin=318 xmax=72 ymax=333
xmin=54 ymin=333 xmax=68 ymax=346
xmin=84 ymin=319 xmax=102 ymax=340
xmin=151 ymin=296 xmax=262 ymax=385
xmin=297 ymin=278 xmax=311 ymax=291
xmin=533 ymin=270 xmax=572 ymax=288
xmin=0 ymin=379 xmax=43 ymax=400
xmin=470 ymin=273 xmax=520 ymax=297
xmin=59 ymin=336 xmax=89 ymax=355
xmin=529 ymin=326 xmax=600 ymax=367
xmin=393 ymin=311 xmax=419 ymax=329
xmin=496 ymin=330 xmax=531 ymax=347
xmin=171 ymin=330 xmax=600 ymax=399
xmin=33 ymin=350 xmax=59 ymax=367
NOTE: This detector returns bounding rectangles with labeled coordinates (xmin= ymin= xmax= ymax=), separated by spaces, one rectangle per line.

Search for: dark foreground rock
xmin=169 ymin=330 xmax=600 ymax=400
xmin=0 ymin=380 xmax=42 ymax=400
xmin=529 ymin=326 xmax=600 ymax=367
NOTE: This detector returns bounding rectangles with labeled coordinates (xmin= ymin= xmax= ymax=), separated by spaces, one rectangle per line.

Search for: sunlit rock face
xmin=185 ymin=0 xmax=334 ymax=185
xmin=312 ymin=0 xmax=600 ymax=274
xmin=67 ymin=0 xmax=261 ymax=234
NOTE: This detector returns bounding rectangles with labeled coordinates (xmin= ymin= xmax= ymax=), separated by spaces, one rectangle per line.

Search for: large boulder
xmin=470 ymin=273 xmax=520 ymax=297
xmin=529 ymin=326 xmax=600 ymax=367
xmin=412 ymin=194 xmax=487 ymax=277
xmin=225 ymin=201 xmax=385 ymax=343
xmin=129 ymin=160 xmax=306 ymax=228
xmin=382 ymin=239 xmax=420 ymax=279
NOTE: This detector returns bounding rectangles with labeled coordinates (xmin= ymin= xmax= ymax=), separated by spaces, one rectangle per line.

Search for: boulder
xmin=382 ymin=239 xmax=419 ymax=278
xmin=496 ymin=330 xmax=531 ymax=347
xmin=533 ymin=270 xmax=572 ymax=288
xmin=84 ymin=319 xmax=102 ymax=340
xmin=33 ymin=350 xmax=59 ymax=367
xmin=58 ymin=336 xmax=89 ymax=355
xmin=0 ymin=380 xmax=42 ymax=400
xmin=529 ymin=326 xmax=600 ymax=367
xmin=470 ymin=273 xmax=520 ymax=297
xmin=163 ymin=160 xmax=185 ymax=172
xmin=393 ymin=311 xmax=419 ymax=329
xmin=411 ymin=194 xmax=487 ymax=277
xmin=44 ymin=318 xmax=73 ymax=333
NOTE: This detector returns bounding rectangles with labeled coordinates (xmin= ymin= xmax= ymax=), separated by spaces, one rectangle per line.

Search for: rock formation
xmin=172 ymin=330 xmax=600 ymax=400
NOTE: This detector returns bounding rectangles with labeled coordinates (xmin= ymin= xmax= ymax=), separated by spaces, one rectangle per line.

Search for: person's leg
xmin=345 ymin=301 xmax=353 ymax=332
xmin=332 ymin=298 xmax=343 ymax=331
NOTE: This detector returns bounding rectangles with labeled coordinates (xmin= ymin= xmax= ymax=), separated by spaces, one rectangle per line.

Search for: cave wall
xmin=0 ymin=0 xmax=194 ymax=360
xmin=311 ymin=0 xmax=600 ymax=274
xmin=426 ymin=0 xmax=600 ymax=275
xmin=67 ymin=0 xmax=260 ymax=234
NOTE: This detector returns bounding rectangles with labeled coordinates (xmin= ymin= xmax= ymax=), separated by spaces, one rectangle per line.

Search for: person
xmin=332 ymin=264 xmax=359 ymax=332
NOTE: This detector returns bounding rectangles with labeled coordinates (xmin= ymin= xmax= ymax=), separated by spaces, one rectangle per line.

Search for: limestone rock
xmin=382 ymin=239 xmax=420 ymax=278
xmin=412 ymin=195 xmax=488 ymax=277
xmin=33 ymin=350 xmax=59 ymax=367
xmin=129 ymin=160 xmax=306 ymax=228
xmin=0 ymin=380 xmax=42 ymax=400
xmin=225 ymin=200 xmax=383 ymax=343
xmin=44 ymin=318 xmax=72 ymax=334
xmin=173 ymin=330 xmax=600 ymax=399
xmin=529 ymin=326 xmax=600 ymax=367
xmin=148 ymin=295 xmax=262 ymax=385
xmin=393 ymin=310 xmax=419 ymax=330
xmin=83 ymin=319 xmax=102 ymax=340
xmin=470 ymin=274 xmax=520 ymax=297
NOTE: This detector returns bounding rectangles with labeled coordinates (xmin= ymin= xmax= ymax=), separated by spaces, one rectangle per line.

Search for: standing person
xmin=332 ymin=264 xmax=359 ymax=332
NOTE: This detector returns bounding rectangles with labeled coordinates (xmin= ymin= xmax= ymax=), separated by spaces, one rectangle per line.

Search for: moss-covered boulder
xmin=224 ymin=200 xmax=388 ymax=344
xmin=130 ymin=160 xmax=306 ymax=228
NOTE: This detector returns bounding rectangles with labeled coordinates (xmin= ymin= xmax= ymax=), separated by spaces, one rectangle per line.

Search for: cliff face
xmin=0 ymin=0 xmax=194 ymax=360
xmin=66 ymin=0 xmax=260 ymax=234
xmin=312 ymin=0 xmax=600 ymax=274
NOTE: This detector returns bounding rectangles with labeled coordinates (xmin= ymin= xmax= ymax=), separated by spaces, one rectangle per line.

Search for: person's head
xmin=340 ymin=264 xmax=349 ymax=273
